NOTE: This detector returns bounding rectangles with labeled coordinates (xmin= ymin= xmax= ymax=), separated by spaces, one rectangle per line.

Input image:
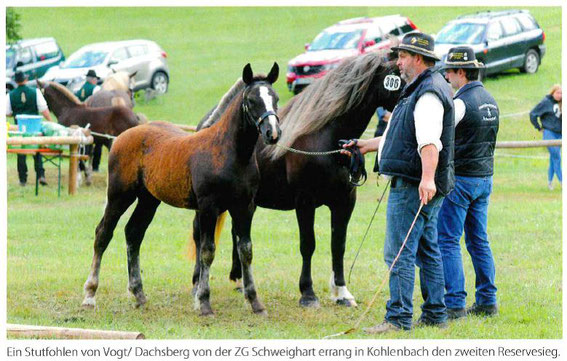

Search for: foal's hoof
xmin=336 ymin=298 xmax=358 ymax=307
xmin=232 ymin=279 xmax=243 ymax=293
xmin=81 ymin=297 xmax=96 ymax=308
xmin=200 ymin=309 xmax=214 ymax=317
xmin=254 ymin=309 xmax=268 ymax=317
xmin=299 ymin=296 xmax=320 ymax=308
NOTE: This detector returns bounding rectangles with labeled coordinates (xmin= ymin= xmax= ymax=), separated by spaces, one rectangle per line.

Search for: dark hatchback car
xmin=434 ymin=10 xmax=546 ymax=78
xmin=6 ymin=37 xmax=65 ymax=91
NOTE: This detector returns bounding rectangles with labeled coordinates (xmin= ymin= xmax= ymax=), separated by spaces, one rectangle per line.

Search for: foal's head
xmin=241 ymin=63 xmax=281 ymax=144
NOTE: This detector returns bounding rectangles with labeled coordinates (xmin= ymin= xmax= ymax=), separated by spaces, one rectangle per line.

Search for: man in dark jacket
xmin=343 ymin=32 xmax=455 ymax=333
xmin=437 ymin=47 xmax=500 ymax=319
xmin=530 ymin=85 xmax=562 ymax=189
xmin=74 ymin=69 xmax=101 ymax=102
xmin=6 ymin=70 xmax=53 ymax=186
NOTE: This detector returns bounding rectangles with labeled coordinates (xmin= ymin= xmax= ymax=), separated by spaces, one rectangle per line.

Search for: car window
xmin=111 ymin=47 xmax=129 ymax=62
xmin=64 ymin=49 xmax=108 ymax=68
xmin=486 ymin=22 xmax=503 ymax=41
xmin=34 ymin=41 xmax=60 ymax=61
xmin=19 ymin=47 xmax=34 ymax=65
xmin=435 ymin=22 xmax=486 ymax=45
xmin=6 ymin=47 xmax=16 ymax=69
xmin=515 ymin=14 xmax=537 ymax=30
xmin=127 ymin=44 xmax=147 ymax=58
xmin=310 ymin=29 xmax=363 ymax=50
xmin=500 ymin=17 xmax=522 ymax=36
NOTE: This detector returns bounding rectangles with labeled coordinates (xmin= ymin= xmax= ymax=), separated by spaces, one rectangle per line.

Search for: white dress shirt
xmin=6 ymin=88 xmax=49 ymax=115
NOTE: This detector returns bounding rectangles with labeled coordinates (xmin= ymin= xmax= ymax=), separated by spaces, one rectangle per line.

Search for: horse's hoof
xmin=254 ymin=309 xmax=268 ymax=317
xmin=299 ymin=296 xmax=320 ymax=308
xmin=81 ymin=297 xmax=96 ymax=308
xmin=200 ymin=309 xmax=214 ymax=317
xmin=336 ymin=298 xmax=357 ymax=307
xmin=232 ymin=279 xmax=243 ymax=293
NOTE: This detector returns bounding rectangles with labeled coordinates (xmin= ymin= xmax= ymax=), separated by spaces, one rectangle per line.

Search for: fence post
xmin=69 ymin=144 xmax=79 ymax=195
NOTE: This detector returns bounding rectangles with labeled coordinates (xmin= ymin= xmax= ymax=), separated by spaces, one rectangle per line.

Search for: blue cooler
xmin=16 ymin=115 xmax=43 ymax=135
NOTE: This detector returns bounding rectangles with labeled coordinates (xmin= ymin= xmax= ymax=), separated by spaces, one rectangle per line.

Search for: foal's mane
xmin=201 ymin=73 xmax=270 ymax=129
xmin=266 ymin=51 xmax=388 ymax=160
xmin=48 ymin=81 xmax=82 ymax=105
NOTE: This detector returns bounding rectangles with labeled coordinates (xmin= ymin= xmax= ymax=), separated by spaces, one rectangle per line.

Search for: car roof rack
xmin=457 ymin=9 xmax=527 ymax=20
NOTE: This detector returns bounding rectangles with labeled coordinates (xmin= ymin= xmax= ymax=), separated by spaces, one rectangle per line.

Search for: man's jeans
xmin=384 ymin=177 xmax=447 ymax=329
xmin=543 ymin=129 xmax=562 ymax=183
xmin=437 ymin=175 xmax=497 ymax=310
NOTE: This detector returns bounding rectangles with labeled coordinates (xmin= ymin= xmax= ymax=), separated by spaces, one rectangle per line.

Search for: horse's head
xmin=375 ymin=55 xmax=405 ymax=112
xmin=241 ymin=62 xmax=281 ymax=145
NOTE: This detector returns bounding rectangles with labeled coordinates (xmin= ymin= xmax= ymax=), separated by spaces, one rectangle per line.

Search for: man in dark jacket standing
xmin=74 ymin=69 xmax=101 ymax=102
xmin=437 ymin=47 xmax=500 ymax=319
xmin=6 ymin=70 xmax=53 ymax=186
xmin=530 ymin=85 xmax=562 ymax=189
xmin=343 ymin=32 xmax=455 ymax=333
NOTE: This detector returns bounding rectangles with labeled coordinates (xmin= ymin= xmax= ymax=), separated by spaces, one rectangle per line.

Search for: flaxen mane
xmin=266 ymin=51 xmax=386 ymax=159
xmin=48 ymin=81 xmax=82 ymax=105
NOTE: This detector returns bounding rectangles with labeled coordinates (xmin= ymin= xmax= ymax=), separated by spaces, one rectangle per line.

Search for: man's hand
xmin=419 ymin=144 xmax=439 ymax=205
xmin=340 ymin=137 xmax=381 ymax=157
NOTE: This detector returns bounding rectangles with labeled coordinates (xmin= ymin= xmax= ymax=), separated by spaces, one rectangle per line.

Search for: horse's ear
xmin=242 ymin=63 xmax=253 ymax=85
xmin=267 ymin=62 xmax=279 ymax=84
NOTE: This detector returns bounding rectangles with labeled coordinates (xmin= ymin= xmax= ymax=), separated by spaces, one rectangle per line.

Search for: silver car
xmin=41 ymin=39 xmax=169 ymax=94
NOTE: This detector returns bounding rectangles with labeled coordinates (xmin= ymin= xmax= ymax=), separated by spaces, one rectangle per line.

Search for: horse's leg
xmin=296 ymin=198 xmax=319 ymax=308
xmin=191 ymin=212 xmax=201 ymax=296
xmin=329 ymin=190 xmax=357 ymax=307
xmin=124 ymin=188 xmax=160 ymax=308
xmin=83 ymin=145 xmax=93 ymax=186
xmin=194 ymin=209 xmax=218 ymax=316
xmin=229 ymin=203 xmax=266 ymax=315
xmin=229 ymin=225 xmax=243 ymax=292
xmin=82 ymin=190 xmax=135 ymax=307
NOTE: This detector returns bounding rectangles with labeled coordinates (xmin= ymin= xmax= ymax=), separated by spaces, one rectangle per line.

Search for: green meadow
xmin=6 ymin=7 xmax=562 ymax=339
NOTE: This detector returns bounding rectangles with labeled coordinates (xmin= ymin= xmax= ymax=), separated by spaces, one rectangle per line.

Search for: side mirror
xmin=304 ymin=43 xmax=310 ymax=51
xmin=363 ymin=40 xmax=376 ymax=48
xmin=107 ymin=59 xmax=118 ymax=67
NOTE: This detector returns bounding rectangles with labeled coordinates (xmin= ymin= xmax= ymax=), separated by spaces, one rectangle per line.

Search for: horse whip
xmin=323 ymin=202 xmax=424 ymax=339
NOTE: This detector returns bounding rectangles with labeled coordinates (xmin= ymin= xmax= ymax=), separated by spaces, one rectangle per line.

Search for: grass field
xmin=6 ymin=6 xmax=562 ymax=339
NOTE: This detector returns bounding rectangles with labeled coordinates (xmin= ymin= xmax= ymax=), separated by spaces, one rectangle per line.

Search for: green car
xmin=6 ymin=37 xmax=65 ymax=91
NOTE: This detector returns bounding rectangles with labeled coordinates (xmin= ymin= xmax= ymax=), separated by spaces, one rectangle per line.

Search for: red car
xmin=286 ymin=15 xmax=418 ymax=94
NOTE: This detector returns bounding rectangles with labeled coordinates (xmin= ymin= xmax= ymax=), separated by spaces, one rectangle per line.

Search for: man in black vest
xmin=6 ymin=70 xmax=53 ymax=186
xmin=343 ymin=32 xmax=455 ymax=333
xmin=437 ymin=47 xmax=499 ymax=319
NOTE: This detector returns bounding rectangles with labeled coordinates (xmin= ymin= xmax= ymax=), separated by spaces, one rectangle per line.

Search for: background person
xmin=6 ymin=70 xmax=53 ymax=187
xmin=343 ymin=32 xmax=455 ymax=333
xmin=75 ymin=69 xmax=101 ymax=102
xmin=437 ymin=47 xmax=500 ymax=319
xmin=530 ymin=85 xmax=562 ymax=190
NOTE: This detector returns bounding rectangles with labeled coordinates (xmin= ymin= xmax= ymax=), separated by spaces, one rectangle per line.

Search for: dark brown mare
xmin=37 ymin=80 xmax=140 ymax=184
xmin=196 ymin=51 xmax=403 ymax=308
xmin=81 ymin=63 xmax=281 ymax=316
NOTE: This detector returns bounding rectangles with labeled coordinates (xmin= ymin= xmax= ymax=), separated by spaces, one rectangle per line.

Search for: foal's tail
xmin=188 ymin=212 xmax=227 ymax=260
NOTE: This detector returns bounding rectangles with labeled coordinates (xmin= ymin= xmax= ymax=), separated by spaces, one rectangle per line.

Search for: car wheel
xmin=151 ymin=71 xmax=169 ymax=94
xmin=521 ymin=49 xmax=539 ymax=74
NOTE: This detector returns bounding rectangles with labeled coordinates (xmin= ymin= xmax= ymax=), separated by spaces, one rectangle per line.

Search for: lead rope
xmin=323 ymin=202 xmax=424 ymax=339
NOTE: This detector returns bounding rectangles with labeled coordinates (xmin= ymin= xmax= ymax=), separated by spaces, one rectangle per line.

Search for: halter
xmin=241 ymin=81 xmax=279 ymax=131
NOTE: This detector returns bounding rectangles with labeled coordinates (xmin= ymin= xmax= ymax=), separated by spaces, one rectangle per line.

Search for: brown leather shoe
xmin=363 ymin=321 xmax=401 ymax=334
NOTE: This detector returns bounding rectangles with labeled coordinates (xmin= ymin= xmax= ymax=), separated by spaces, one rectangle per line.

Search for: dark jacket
xmin=454 ymin=81 xmax=499 ymax=177
xmin=378 ymin=68 xmax=455 ymax=196
xmin=530 ymin=94 xmax=562 ymax=134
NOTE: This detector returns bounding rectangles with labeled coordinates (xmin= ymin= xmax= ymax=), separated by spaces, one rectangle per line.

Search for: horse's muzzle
xmin=260 ymin=114 xmax=281 ymax=145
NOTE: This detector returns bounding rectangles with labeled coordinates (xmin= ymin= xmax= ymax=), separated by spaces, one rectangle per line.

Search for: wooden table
xmin=6 ymin=134 xmax=94 ymax=195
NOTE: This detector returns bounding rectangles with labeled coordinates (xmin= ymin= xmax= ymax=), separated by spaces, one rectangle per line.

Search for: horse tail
xmin=187 ymin=211 xmax=227 ymax=260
